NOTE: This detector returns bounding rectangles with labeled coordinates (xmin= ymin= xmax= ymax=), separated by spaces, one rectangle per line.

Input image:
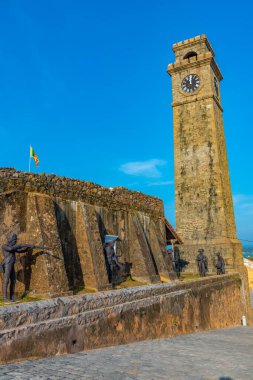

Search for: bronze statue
xmin=196 ymin=248 xmax=208 ymax=277
xmin=104 ymin=235 xmax=131 ymax=289
xmin=173 ymin=246 xmax=181 ymax=278
xmin=104 ymin=237 xmax=121 ymax=289
xmin=215 ymin=252 xmax=225 ymax=275
xmin=1 ymin=233 xmax=49 ymax=302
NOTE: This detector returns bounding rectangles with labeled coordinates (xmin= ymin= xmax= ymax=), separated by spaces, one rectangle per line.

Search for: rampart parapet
xmin=0 ymin=168 xmax=164 ymax=218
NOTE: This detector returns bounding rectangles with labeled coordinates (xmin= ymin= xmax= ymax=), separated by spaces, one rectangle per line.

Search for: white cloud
xmin=147 ymin=180 xmax=174 ymax=186
xmin=120 ymin=159 xmax=166 ymax=178
xmin=233 ymin=194 xmax=253 ymax=214
xmin=233 ymin=194 xmax=248 ymax=204
xmin=125 ymin=182 xmax=140 ymax=187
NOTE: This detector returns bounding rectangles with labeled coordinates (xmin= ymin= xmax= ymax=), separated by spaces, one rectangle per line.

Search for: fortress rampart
xmin=0 ymin=168 xmax=164 ymax=218
xmin=0 ymin=168 xmax=172 ymax=297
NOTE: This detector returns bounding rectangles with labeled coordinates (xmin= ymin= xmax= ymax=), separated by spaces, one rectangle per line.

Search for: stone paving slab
xmin=0 ymin=327 xmax=252 ymax=380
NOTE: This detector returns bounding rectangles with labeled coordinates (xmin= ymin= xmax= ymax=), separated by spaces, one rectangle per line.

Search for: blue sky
xmin=0 ymin=0 xmax=252 ymax=241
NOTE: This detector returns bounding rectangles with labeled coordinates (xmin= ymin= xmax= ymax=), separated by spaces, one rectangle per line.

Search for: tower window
xmin=183 ymin=51 xmax=198 ymax=60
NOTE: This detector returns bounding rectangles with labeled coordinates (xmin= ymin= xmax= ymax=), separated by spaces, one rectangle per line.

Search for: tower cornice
xmin=171 ymin=94 xmax=223 ymax=111
xmin=167 ymin=53 xmax=223 ymax=81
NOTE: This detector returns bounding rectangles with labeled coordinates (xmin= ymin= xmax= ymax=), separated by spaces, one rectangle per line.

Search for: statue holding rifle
xmin=0 ymin=233 xmax=50 ymax=303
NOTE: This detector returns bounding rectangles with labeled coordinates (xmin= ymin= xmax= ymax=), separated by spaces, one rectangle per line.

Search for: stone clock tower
xmin=167 ymin=35 xmax=244 ymax=275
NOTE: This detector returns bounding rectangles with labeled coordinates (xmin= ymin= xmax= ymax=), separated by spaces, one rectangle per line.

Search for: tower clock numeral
xmin=181 ymin=74 xmax=200 ymax=93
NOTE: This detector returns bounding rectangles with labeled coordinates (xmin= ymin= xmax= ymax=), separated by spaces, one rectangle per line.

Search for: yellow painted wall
xmin=244 ymin=258 xmax=253 ymax=289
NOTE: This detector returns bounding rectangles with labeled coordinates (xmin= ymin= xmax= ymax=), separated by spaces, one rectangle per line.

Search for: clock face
xmin=181 ymin=74 xmax=200 ymax=93
xmin=214 ymin=77 xmax=219 ymax=97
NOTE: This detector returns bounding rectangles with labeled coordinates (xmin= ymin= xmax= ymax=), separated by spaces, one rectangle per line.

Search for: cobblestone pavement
xmin=0 ymin=327 xmax=252 ymax=380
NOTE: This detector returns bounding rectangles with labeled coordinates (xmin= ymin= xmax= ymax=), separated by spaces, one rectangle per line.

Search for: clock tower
xmin=167 ymin=35 xmax=245 ymax=275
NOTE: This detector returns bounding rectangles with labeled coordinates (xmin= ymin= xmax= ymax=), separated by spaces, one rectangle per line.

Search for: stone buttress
xmin=0 ymin=169 xmax=173 ymax=296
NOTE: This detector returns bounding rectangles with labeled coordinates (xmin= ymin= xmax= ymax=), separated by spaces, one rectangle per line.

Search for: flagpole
xmin=29 ymin=145 xmax=31 ymax=172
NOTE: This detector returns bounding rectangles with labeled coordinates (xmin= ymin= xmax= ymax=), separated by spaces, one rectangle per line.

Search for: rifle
xmin=16 ymin=244 xmax=50 ymax=250
xmin=32 ymin=245 xmax=51 ymax=251
xmin=31 ymin=246 xmax=63 ymax=260
xmin=38 ymin=251 xmax=63 ymax=260
xmin=20 ymin=245 xmax=63 ymax=260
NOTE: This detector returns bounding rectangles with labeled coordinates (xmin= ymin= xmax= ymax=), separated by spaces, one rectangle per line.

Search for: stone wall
xmin=0 ymin=168 xmax=172 ymax=296
xmin=0 ymin=274 xmax=245 ymax=364
xmin=0 ymin=168 xmax=163 ymax=218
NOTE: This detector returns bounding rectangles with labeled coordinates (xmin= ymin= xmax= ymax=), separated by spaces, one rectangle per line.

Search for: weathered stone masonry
xmin=167 ymin=35 xmax=244 ymax=275
xmin=0 ymin=168 xmax=172 ymax=296
xmin=0 ymin=274 xmax=245 ymax=364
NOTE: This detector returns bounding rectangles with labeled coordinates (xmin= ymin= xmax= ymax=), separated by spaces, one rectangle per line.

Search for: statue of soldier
xmin=215 ymin=252 xmax=225 ymax=275
xmin=1 ymin=233 xmax=49 ymax=302
xmin=1 ymin=233 xmax=35 ymax=302
xmin=196 ymin=248 xmax=208 ymax=277
xmin=104 ymin=236 xmax=123 ymax=289
xmin=173 ymin=246 xmax=181 ymax=278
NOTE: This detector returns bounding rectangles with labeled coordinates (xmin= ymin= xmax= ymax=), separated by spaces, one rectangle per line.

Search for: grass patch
xmin=117 ymin=277 xmax=148 ymax=289
xmin=179 ymin=273 xmax=219 ymax=281
xmin=0 ymin=294 xmax=44 ymax=307
xmin=74 ymin=287 xmax=97 ymax=295
xmin=179 ymin=273 xmax=200 ymax=281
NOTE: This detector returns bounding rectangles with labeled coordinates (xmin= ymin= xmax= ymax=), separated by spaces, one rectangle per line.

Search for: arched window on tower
xmin=183 ymin=51 xmax=198 ymax=61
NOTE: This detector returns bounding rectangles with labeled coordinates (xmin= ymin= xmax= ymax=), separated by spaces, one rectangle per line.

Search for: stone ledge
xmin=0 ymin=274 xmax=245 ymax=363
xmin=0 ymin=274 xmax=239 ymax=330
xmin=171 ymin=94 xmax=223 ymax=111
